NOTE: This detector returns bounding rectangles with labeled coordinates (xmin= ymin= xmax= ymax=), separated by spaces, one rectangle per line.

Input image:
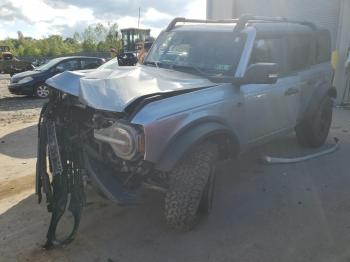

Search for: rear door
xmin=295 ymin=31 xmax=333 ymax=118
xmin=283 ymin=34 xmax=317 ymax=126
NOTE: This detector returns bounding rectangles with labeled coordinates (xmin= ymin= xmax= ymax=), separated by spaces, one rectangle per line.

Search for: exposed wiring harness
xmin=36 ymin=101 xmax=85 ymax=249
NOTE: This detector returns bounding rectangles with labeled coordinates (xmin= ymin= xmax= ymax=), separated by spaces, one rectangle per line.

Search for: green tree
xmin=0 ymin=21 xmax=122 ymax=59
xmin=17 ymin=45 xmax=25 ymax=56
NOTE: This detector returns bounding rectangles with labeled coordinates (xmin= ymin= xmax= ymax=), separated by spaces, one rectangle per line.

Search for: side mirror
xmin=233 ymin=63 xmax=279 ymax=85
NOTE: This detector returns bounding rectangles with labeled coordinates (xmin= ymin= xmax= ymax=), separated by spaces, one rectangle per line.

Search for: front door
xmin=241 ymin=78 xmax=296 ymax=143
xmin=241 ymin=37 xmax=299 ymax=143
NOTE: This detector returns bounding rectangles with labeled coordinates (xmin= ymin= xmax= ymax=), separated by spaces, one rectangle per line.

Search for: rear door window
xmin=286 ymin=35 xmax=313 ymax=72
xmin=81 ymin=59 xmax=101 ymax=69
xmin=56 ymin=59 xmax=80 ymax=71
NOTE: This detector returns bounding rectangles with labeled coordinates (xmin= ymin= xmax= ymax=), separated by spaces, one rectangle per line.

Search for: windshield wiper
xmin=144 ymin=61 xmax=204 ymax=76
xmin=168 ymin=64 xmax=207 ymax=76
xmin=144 ymin=61 xmax=230 ymax=81
xmin=143 ymin=61 xmax=159 ymax=68
xmin=171 ymin=64 xmax=235 ymax=82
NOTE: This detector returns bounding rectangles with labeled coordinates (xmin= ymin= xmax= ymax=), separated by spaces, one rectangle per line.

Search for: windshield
xmin=34 ymin=57 xmax=66 ymax=71
xmin=144 ymin=30 xmax=245 ymax=78
xmin=98 ymin=57 xmax=119 ymax=70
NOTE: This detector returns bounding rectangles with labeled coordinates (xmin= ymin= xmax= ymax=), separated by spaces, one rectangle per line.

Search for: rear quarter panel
xmin=298 ymin=62 xmax=333 ymax=121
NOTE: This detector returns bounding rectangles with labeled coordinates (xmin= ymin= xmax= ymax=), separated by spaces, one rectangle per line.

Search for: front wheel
xmin=164 ymin=142 xmax=218 ymax=231
xmin=35 ymin=84 xmax=50 ymax=99
xmin=295 ymin=96 xmax=333 ymax=148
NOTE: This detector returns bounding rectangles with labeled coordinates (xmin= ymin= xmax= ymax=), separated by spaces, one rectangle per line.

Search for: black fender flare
xmin=155 ymin=121 xmax=240 ymax=172
xmin=302 ymin=86 xmax=337 ymax=121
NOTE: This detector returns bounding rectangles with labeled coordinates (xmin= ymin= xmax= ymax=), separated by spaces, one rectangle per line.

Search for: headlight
xmin=18 ymin=76 xmax=33 ymax=84
xmin=94 ymin=122 xmax=143 ymax=160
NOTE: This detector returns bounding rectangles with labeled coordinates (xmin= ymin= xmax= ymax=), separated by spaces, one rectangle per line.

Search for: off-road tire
xmin=295 ymin=96 xmax=333 ymax=148
xmin=198 ymin=167 xmax=216 ymax=215
xmin=164 ymin=142 xmax=217 ymax=231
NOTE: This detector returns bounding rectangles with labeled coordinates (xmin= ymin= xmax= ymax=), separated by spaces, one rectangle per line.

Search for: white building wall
xmin=208 ymin=0 xmax=341 ymax=48
xmin=207 ymin=0 xmax=232 ymax=19
xmin=236 ymin=0 xmax=341 ymax=49
xmin=207 ymin=0 xmax=234 ymax=19
xmin=334 ymin=0 xmax=350 ymax=103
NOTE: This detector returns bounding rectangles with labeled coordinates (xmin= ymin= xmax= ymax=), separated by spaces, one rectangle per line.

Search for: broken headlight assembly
xmin=93 ymin=122 xmax=144 ymax=160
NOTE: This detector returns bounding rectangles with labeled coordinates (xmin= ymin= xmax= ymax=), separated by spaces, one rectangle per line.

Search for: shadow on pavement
xmin=0 ymin=96 xmax=46 ymax=112
xmin=0 ymin=124 xmax=37 ymax=158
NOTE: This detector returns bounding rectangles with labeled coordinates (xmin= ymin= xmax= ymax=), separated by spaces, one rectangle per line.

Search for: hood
xmin=12 ymin=70 xmax=42 ymax=79
xmin=46 ymin=66 xmax=216 ymax=112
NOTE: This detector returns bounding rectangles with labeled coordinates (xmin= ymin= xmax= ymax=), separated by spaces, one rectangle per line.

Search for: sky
xmin=0 ymin=0 xmax=206 ymax=40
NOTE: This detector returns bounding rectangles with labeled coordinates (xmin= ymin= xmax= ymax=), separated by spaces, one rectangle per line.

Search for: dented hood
xmin=46 ymin=66 xmax=216 ymax=112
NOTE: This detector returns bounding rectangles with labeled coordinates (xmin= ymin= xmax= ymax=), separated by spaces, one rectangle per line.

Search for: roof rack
xmin=165 ymin=17 xmax=239 ymax=31
xmin=165 ymin=15 xmax=317 ymax=32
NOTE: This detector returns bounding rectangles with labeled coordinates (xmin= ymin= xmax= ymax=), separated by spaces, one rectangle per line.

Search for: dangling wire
xmin=36 ymin=103 xmax=85 ymax=249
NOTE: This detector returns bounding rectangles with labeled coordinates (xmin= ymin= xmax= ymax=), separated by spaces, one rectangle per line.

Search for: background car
xmin=97 ymin=56 xmax=120 ymax=70
xmin=8 ymin=56 xmax=105 ymax=98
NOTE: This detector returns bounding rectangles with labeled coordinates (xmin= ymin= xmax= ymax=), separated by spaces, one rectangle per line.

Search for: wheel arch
xmin=301 ymin=85 xmax=337 ymax=121
xmin=154 ymin=120 xmax=240 ymax=172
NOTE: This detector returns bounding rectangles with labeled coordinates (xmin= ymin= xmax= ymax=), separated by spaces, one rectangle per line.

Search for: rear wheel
xmin=164 ymin=142 xmax=218 ymax=231
xmin=35 ymin=84 xmax=50 ymax=98
xmin=295 ymin=96 xmax=333 ymax=148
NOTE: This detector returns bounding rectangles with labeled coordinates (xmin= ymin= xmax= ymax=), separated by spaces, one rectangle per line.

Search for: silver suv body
xmin=37 ymin=16 xmax=336 ymax=246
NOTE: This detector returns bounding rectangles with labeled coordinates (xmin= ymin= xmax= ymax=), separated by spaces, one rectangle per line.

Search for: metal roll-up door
xmin=235 ymin=0 xmax=340 ymax=48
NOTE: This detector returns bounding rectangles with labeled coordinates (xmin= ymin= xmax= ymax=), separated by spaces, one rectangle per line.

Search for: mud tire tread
xmin=295 ymin=96 xmax=333 ymax=148
xmin=164 ymin=142 xmax=217 ymax=231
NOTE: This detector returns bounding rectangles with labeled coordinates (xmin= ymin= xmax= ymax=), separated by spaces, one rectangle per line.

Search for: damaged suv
xmin=36 ymin=16 xmax=336 ymax=246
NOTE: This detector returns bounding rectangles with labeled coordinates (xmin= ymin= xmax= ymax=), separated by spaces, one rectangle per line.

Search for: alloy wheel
xmin=36 ymin=85 xmax=50 ymax=98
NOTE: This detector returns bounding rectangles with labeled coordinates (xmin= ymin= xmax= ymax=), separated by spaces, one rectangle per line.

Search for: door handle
xmin=285 ymin=87 xmax=299 ymax=96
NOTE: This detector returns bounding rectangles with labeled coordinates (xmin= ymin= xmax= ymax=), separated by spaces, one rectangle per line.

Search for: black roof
xmin=251 ymin=22 xmax=315 ymax=38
